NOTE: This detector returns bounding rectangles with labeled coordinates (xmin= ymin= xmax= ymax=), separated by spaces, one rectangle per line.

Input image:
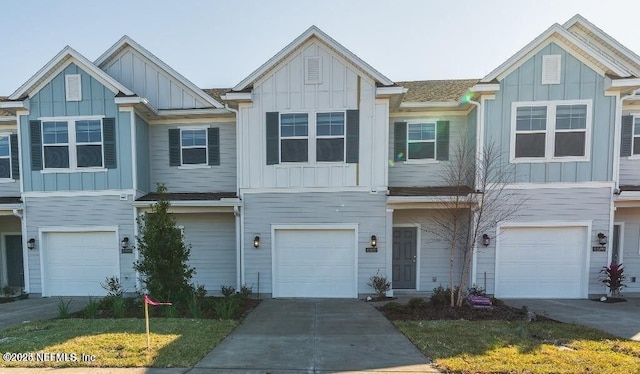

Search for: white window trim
xmin=316 ymin=112 xmax=346 ymax=163
xmin=39 ymin=115 xmax=106 ymax=172
xmin=304 ymin=56 xmax=322 ymax=84
xmin=541 ymin=55 xmax=562 ymax=85
xmin=406 ymin=121 xmax=437 ymax=161
xmin=65 ymin=74 xmax=82 ymax=102
xmin=510 ymin=100 xmax=592 ymax=163
xmin=179 ymin=127 xmax=209 ymax=167
xmin=0 ymin=133 xmax=12 ymax=181
xmin=629 ymin=115 xmax=640 ymax=159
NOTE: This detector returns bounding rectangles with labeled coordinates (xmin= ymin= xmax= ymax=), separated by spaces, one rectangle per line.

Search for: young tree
xmin=134 ymin=184 xmax=195 ymax=304
xmin=425 ymin=137 xmax=521 ymax=307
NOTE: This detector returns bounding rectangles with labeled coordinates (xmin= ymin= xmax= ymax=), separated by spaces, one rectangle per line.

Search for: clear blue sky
xmin=2 ymin=0 xmax=640 ymax=93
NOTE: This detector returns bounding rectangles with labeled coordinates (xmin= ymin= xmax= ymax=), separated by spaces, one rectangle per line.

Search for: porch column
xmin=386 ymin=208 xmax=394 ymax=296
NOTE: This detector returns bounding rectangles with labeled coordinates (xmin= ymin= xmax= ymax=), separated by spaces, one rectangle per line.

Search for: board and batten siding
xmin=21 ymin=63 xmax=133 ymax=192
xmin=388 ymin=114 xmax=473 ymax=187
xmin=149 ymin=122 xmax=236 ymax=193
xmin=485 ymin=42 xmax=616 ymax=183
xmin=176 ymin=213 xmax=236 ymax=293
xmin=242 ymin=191 xmax=387 ymax=295
xmin=24 ymin=195 xmax=136 ymax=293
xmin=238 ymin=39 xmax=387 ymax=191
xmin=103 ymin=48 xmax=210 ymax=110
xmin=611 ymin=208 xmax=640 ymax=294
xmin=393 ymin=210 xmax=465 ymax=291
xmin=475 ymin=187 xmax=611 ymax=296
xmin=135 ymin=115 xmax=150 ymax=193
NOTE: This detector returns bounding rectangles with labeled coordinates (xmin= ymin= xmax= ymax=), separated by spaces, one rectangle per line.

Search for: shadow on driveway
xmin=0 ymin=296 xmax=89 ymax=330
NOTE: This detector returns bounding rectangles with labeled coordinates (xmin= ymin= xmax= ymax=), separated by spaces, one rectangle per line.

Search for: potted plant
xmin=600 ymin=263 xmax=626 ymax=302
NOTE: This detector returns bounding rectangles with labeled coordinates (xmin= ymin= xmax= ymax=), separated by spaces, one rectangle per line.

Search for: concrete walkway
xmin=192 ymin=299 xmax=438 ymax=373
xmin=504 ymin=298 xmax=640 ymax=340
xmin=0 ymin=296 xmax=89 ymax=330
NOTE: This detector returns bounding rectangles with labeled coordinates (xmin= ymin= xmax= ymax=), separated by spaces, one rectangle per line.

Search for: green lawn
xmin=395 ymin=320 xmax=640 ymax=373
xmin=0 ymin=318 xmax=236 ymax=367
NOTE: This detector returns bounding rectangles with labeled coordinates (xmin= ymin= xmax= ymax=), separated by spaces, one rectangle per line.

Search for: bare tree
xmin=423 ymin=136 xmax=522 ymax=307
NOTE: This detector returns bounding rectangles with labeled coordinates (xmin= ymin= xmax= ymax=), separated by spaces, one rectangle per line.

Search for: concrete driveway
xmin=192 ymin=299 xmax=439 ymax=373
xmin=504 ymin=298 xmax=640 ymax=340
xmin=0 ymin=296 xmax=89 ymax=330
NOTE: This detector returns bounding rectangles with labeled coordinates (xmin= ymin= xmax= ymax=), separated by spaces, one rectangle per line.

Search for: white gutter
xmin=0 ymin=101 xmax=28 ymax=110
xmin=221 ymin=92 xmax=252 ymax=101
xmin=131 ymin=198 xmax=242 ymax=208
xmin=12 ymin=208 xmax=22 ymax=219
xmin=375 ymin=86 xmax=407 ymax=96
xmin=400 ymin=101 xmax=461 ymax=109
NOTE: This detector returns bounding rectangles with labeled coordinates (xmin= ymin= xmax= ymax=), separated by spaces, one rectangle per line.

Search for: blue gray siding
xmin=619 ymin=159 xmax=640 ymax=186
xmin=388 ymin=114 xmax=472 ymax=187
xmin=22 ymin=63 xmax=133 ymax=192
xmin=475 ymin=187 xmax=611 ymax=296
xmin=485 ymin=43 xmax=616 ymax=183
xmin=176 ymin=213 xmax=236 ymax=293
xmin=24 ymin=195 xmax=136 ymax=293
xmin=242 ymin=191 xmax=387 ymax=295
xmin=149 ymin=122 xmax=236 ymax=193
xmin=135 ymin=115 xmax=150 ymax=192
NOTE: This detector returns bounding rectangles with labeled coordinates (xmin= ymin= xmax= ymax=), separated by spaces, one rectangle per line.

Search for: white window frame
xmin=40 ymin=115 xmax=106 ymax=173
xmin=510 ymin=100 xmax=592 ymax=163
xmin=630 ymin=115 xmax=640 ymax=159
xmin=65 ymin=74 xmax=82 ymax=102
xmin=406 ymin=121 xmax=438 ymax=163
xmin=0 ymin=133 xmax=12 ymax=180
xmin=315 ymin=112 xmax=346 ymax=163
xmin=179 ymin=127 xmax=209 ymax=168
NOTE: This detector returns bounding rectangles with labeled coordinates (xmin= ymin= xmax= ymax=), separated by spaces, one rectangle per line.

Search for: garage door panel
xmin=44 ymin=231 xmax=119 ymax=297
xmin=496 ymin=226 xmax=586 ymax=299
xmin=274 ymin=229 xmax=356 ymax=298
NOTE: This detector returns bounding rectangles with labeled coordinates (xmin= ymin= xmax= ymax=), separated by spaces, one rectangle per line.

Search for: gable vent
xmin=65 ymin=74 xmax=82 ymax=101
xmin=541 ymin=55 xmax=561 ymax=85
xmin=305 ymin=56 xmax=322 ymax=84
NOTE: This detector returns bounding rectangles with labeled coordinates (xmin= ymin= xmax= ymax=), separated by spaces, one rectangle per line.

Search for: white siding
xmin=619 ymin=158 xmax=640 ymax=186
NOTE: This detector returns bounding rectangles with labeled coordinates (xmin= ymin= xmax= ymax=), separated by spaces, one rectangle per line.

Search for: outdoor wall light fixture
xmin=597 ymin=233 xmax=607 ymax=245
xmin=370 ymin=235 xmax=377 ymax=248
xmin=27 ymin=238 xmax=35 ymax=250
xmin=482 ymin=234 xmax=490 ymax=247
xmin=253 ymin=235 xmax=260 ymax=248
xmin=121 ymin=236 xmax=130 ymax=250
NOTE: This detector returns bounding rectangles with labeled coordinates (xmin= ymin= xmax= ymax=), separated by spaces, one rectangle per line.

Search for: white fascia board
xmin=233 ymin=25 xmax=394 ymax=91
xmin=157 ymin=108 xmax=233 ymax=116
xmin=482 ymin=24 xmax=630 ymax=83
xmin=399 ymin=101 xmax=461 ymax=109
xmin=9 ymin=46 xmax=134 ymax=100
xmin=132 ymin=198 xmax=242 ymax=208
xmin=608 ymin=78 xmax=640 ymax=88
xmin=0 ymin=116 xmax=16 ymax=122
xmin=0 ymin=204 xmax=23 ymax=211
xmin=0 ymin=101 xmax=27 ymax=110
xmin=221 ymin=92 xmax=252 ymax=101
xmin=375 ymin=86 xmax=407 ymax=96
xmin=114 ymin=96 xmax=148 ymax=105
xmin=387 ymin=195 xmax=474 ymax=203
xmin=469 ymin=83 xmax=501 ymax=92
xmin=95 ymin=35 xmax=224 ymax=109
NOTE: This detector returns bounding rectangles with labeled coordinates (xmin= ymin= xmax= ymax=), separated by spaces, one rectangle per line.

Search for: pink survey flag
xmin=144 ymin=294 xmax=173 ymax=306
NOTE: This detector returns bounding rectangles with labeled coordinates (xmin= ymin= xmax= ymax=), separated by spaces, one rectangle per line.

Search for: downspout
xmin=225 ymin=104 xmax=243 ymax=289
xmin=466 ymin=98 xmax=482 ymax=288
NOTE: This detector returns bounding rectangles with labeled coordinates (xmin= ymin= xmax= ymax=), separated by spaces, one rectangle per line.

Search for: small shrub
xmin=430 ymin=286 xmax=461 ymax=308
xmin=162 ymin=304 xmax=177 ymax=318
xmin=407 ymin=297 xmax=426 ymax=309
xmin=101 ymin=276 xmax=125 ymax=298
xmin=111 ymin=297 xmax=126 ymax=318
xmin=467 ymin=284 xmax=486 ymax=297
xmin=213 ymin=298 xmax=239 ymax=320
xmin=83 ymin=297 xmax=100 ymax=319
xmin=382 ymin=301 xmax=401 ymax=311
xmin=220 ymin=285 xmax=236 ymax=298
xmin=601 ymin=263 xmax=626 ymax=297
xmin=2 ymin=286 xmax=16 ymax=297
xmin=240 ymin=284 xmax=253 ymax=299
xmin=187 ymin=295 xmax=203 ymax=318
xmin=57 ymin=298 xmax=72 ymax=319
xmin=367 ymin=271 xmax=391 ymax=298
xmin=194 ymin=284 xmax=207 ymax=301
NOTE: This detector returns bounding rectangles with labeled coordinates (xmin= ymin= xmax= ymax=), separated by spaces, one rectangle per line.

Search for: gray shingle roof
xmin=395 ymin=79 xmax=479 ymax=102
xmin=202 ymin=88 xmax=230 ymax=105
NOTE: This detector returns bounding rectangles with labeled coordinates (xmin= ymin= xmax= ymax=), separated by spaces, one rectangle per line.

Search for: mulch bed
xmin=378 ymin=298 xmax=553 ymax=322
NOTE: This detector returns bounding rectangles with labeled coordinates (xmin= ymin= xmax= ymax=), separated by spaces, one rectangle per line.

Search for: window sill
xmin=40 ymin=168 xmax=108 ymax=174
xmin=178 ymin=165 xmax=212 ymax=170
xmin=0 ymin=179 xmax=16 ymax=184
xmin=403 ymin=159 xmax=440 ymax=165
xmin=510 ymin=157 xmax=589 ymax=164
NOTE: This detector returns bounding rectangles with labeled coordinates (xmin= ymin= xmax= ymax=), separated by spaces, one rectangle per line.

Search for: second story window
xmin=75 ymin=120 xmax=103 ymax=167
xmin=632 ymin=118 xmax=640 ymax=155
xmin=40 ymin=117 xmax=110 ymax=170
xmin=316 ymin=112 xmax=345 ymax=162
xmin=408 ymin=123 xmax=436 ymax=160
xmin=0 ymin=135 xmax=10 ymax=178
xmin=512 ymin=100 xmax=591 ymax=162
xmin=181 ymin=129 xmax=207 ymax=165
xmin=280 ymin=113 xmax=308 ymax=163
xmin=43 ymin=121 xmax=71 ymax=169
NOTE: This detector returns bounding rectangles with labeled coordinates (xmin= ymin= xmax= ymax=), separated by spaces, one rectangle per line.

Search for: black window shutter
xmin=346 ymin=109 xmax=359 ymax=163
xmin=207 ymin=127 xmax=220 ymax=166
xmin=169 ymin=128 xmax=180 ymax=166
xmin=266 ymin=112 xmax=279 ymax=165
xmin=30 ymin=120 xmax=42 ymax=171
xmin=394 ymin=122 xmax=407 ymax=161
xmin=10 ymin=134 xmax=19 ymax=179
xmin=621 ymin=115 xmax=633 ymax=157
xmin=436 ymin=120 xmax=450 ymax=161
xmin=103 ymin=118 xmax=117 ymax=169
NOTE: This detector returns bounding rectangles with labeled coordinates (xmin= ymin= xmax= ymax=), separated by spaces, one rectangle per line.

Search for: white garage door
xmin=496 ymin=226 xmax=587 ymax=298
xmin=273 ymin=229 xmax=356 ymax=298
xmin=44 ymin=231 xmax=119 ymax=296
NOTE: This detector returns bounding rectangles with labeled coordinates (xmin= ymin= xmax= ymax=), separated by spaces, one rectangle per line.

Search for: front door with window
xmin=612 ymin=224 xmax=622 ymax=265
xmin=392 ymin=227 xmax=417 ymax=289
xmin=5 ymin=235 xmax=24 ymax=287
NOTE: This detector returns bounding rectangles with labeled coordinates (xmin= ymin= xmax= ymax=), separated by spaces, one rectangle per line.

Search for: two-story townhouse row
xmin=2 ymin=14 xmax=640 ymax=299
